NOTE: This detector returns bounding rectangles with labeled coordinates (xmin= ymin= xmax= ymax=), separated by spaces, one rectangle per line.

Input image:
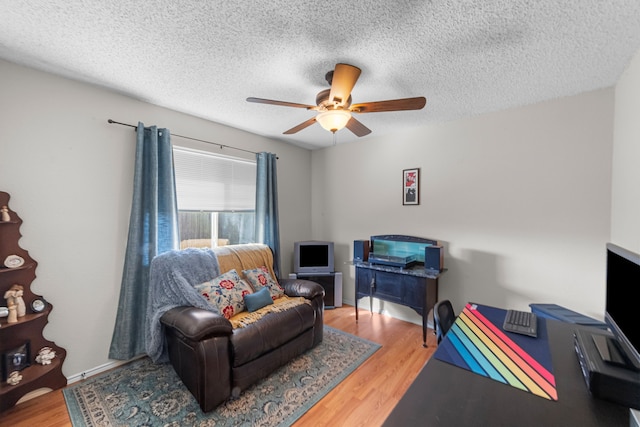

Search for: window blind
xmin=173 ymin=147 xmax=256 ymax=211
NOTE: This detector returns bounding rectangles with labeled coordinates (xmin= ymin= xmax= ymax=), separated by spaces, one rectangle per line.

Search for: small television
xmin=293 ymin=241 xmax=334 ymax=274
xmin=600 ymin=242 xmax=640 ymax=370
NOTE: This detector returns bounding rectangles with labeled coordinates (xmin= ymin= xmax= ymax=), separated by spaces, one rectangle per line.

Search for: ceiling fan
xmin=247 ymin=63 xmax=426 ymax=137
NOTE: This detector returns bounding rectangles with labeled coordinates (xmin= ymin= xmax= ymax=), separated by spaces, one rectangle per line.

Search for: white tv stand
xmin=288 ymin=272 xmax=342 ymax=309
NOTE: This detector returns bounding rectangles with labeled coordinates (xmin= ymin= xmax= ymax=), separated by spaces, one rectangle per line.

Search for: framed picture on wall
xmin=403 ymin=168 xmax=420 ymax=205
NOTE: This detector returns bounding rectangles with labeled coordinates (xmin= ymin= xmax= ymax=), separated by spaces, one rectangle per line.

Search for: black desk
xmin=384 ymin=309 xmax=628 ymax=426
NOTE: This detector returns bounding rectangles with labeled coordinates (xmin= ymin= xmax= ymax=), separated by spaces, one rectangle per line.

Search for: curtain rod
xmin=107 ymin=119 xmax=273 ymax=157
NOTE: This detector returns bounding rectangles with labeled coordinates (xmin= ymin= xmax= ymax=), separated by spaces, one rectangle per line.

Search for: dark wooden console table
xmin=355 ymin=262 xmax=444 ymax=347
xmin=353 ymin=235 xmax=446 ymax=347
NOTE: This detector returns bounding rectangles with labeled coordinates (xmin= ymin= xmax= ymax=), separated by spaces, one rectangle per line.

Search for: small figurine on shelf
xmin=4 ymin=284 xmax=26 ymax=318
xmin=0 ymin=205 xmax=10 ymax=222
xmin=3 ymin=288 xmax=15 ymax=306
xmin=37 ymin=347 xmax=56 ymax=364
xmin=36 ymin=347 xmax=56 ymax=365
xmin=12 ymin=284 xmax=25 ymax=317
xmin=7 ymin=371 xmax=23 ymax=386
xmin=6 ymin=303 xmax=18 ymax=323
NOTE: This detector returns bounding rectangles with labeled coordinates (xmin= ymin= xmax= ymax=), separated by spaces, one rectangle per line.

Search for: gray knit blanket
xmin=145 ymin=248 xmax=220 ymax=363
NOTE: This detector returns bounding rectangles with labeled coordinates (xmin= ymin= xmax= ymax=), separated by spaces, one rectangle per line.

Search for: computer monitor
xmin=598 ymin=243 xmax=640 ymax=370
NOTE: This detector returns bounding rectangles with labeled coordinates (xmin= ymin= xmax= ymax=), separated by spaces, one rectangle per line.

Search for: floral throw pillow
xmin=242 ymin=266 xmax=285 ymax=300
xmin=195 ymin=269 xmax=253 ymax=319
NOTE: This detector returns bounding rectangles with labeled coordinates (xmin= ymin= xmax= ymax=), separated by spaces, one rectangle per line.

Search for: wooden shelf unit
xmin=0 ymin=191 xmax=67 ymax=412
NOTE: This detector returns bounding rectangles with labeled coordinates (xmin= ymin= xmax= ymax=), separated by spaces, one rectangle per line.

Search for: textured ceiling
xmin=2 ymin=1 xmax=640 ymax=150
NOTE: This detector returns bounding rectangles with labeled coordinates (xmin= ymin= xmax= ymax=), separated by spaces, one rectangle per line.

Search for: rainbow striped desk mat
xmin=433 ymin=303 xmax=558 ymax=401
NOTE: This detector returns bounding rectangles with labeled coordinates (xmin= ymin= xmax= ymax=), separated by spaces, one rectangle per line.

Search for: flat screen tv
xmin=293 ymin=241 xmax=334 ymax=274
xmin=601 ymin=242 xmax=640 ymax=370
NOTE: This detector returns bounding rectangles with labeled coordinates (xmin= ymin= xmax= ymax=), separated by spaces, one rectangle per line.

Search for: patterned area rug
xmin=63 ymin=326 xmax=380 ymax=426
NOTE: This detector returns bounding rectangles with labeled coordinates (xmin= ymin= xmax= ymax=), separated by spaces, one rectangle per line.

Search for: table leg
xmin=422 ymin=311 xmax=428 ymax=347
xmin=369 ymin=277 xmax=374 ymax=315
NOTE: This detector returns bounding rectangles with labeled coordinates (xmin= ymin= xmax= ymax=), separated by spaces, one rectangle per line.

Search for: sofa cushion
xmin=195 ymin=269 xmax=253 ymax=319
xmin=230 ymin=300 xmax=316 ymax=367
xmin=242 ymin=266 xmax=285 ymax=299
xmin=243 ymin=287 xmax=274 ymax=312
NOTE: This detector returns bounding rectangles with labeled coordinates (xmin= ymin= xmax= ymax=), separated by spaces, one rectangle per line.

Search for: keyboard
xmin=503 ymin=309 xmax=538 ymax=337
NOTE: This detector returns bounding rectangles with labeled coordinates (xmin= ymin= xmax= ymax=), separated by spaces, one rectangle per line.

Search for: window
xmin=173 ymin=147 xmax=256 ymax=248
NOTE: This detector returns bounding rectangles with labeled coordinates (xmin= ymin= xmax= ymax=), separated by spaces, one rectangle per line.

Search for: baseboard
xmin=67 ymin=356 xmax=144 ymax=384
xmin=379 ymin=308 xmax=434 ymax=329
xmin=346 ymin=298 xmax=434 ymax=329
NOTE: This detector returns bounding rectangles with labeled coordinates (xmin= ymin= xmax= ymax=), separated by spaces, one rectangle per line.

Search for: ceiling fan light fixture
xmin=247 ymin=63 xmax=425 ymax=138
xmin=316 ymin=110 xmax=351 ymax=133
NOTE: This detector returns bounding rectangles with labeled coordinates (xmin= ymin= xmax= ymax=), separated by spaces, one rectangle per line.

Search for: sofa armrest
xmin=280 ymin=278 xmax=325 ymax=300
xmin=281 ymin=278 xmax=325 ymax=347
xmin=160 ymin=306 xmax=232 ymax=412
xmin=160 ymin=306 xmax=232 ymax=341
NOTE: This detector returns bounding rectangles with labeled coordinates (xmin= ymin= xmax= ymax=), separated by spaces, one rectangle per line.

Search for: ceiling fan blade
xmin=345 ymin=116 xmax=372 ymax=137
xmin=350 ymin=97 xmax=426 ymax=113
xmin=328 ymin=63 xmax=361 ymax=107
xmin=283 ymin=117 xmax=317 ymax=134
xmin=246 ymin=97 xmax=316 ymax=109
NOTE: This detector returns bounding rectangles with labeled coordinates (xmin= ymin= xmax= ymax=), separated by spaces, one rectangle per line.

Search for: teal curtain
xmin=255 ymin=152 xmax=281 ymax=278
xmin=109 ymin=122 xmax=179 ymax=360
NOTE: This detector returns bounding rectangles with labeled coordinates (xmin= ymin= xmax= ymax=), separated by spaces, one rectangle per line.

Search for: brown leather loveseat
xmin=146 ymin=244 xmax=324 ymax=412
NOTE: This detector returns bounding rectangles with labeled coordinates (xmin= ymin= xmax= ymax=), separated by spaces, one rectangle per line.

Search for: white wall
xmin=312 ymin=88 xmax=614 ymax=322
xmin=0 ymin=59 xmax=312 ymax=378
xmin=612 ymin=48 xmax=640 ymax=254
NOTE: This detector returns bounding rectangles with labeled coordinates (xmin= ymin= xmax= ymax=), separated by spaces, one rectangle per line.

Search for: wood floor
xmin=0 ymin=305 xmax=436 ymax=427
